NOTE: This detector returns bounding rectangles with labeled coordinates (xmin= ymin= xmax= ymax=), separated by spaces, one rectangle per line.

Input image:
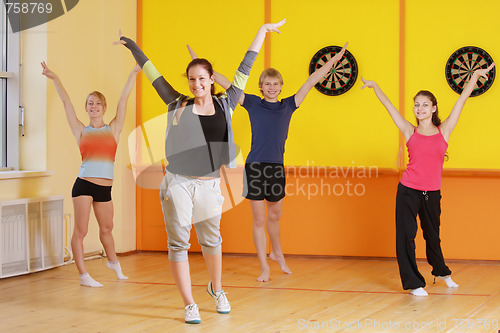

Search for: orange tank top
xmin=78 ymin=125 xmax=117 ymax=179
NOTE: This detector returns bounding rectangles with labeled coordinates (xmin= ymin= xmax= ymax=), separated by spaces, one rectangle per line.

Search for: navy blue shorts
xmin=243 ymin=162 xmax=286 ymax=202
xmin=71 ymin=178 xmax=112 ymax=202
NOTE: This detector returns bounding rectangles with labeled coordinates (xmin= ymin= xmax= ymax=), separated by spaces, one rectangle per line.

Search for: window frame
xmin=1 ymin=5 xmax=20 ymax=170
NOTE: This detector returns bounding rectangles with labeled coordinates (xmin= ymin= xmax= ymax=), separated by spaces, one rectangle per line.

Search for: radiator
xmin=0 ymin=196 xmax=64 ymax=278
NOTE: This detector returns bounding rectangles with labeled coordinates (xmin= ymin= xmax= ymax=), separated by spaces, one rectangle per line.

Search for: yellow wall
xmin=139 ymin=0 xmax=265 ymax=164
xmin=137 ymin=0 xmax=500 ymax=261
xmin=139 ymin=0 xmax=401 ymax=169
xmin=271 ymin=0 xmax=400 ymax=168
xmin=406 ymin=0 xmax=500 ymax=169
xmin=138 ymin=1 xmax=500 ymax=171
xmin=0 ymin=0 xmax=138 ymax=255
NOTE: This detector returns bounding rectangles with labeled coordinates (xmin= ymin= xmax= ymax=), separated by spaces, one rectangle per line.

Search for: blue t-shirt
xmin=243 ymin=94 xmax=298 ymax=164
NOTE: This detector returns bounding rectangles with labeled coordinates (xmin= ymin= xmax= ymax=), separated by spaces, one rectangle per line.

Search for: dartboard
xmin=445 ymin=46 xmax=495 ymax=97
xmin=309 ymin=46 xmax=358 ymax=96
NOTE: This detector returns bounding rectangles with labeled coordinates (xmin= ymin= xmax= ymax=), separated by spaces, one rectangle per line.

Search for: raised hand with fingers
xmin=131 ymin=64 xmax=141 ymax=74
xmin=441 ymin=62 xmax=496 ymax=140
xmin=262 ymin=18 xmax=287 ymax=34
xmin=112 ymin=29 xmax=126 ymax=46
xmin=360 ymin=76 xmax=377 ymax=89
xmin=41 ymin=61 xmax=58 ymax=81
xmin=40 ymin=61 xmax=84 ymax=139
xmin=248 ymin=18 xmax=287 ymax=53
xmin=474 ymin=62 xmax=495 ymax=81
xmin=294 ymin=41 xmax=349 ymax=107
xmin=186 ymin=45 xmax=198 ymax=60
xmin=360 ymin=75 xmax=413 ymax=140
xmin=331 ymin=42 xmax=348 ymax=64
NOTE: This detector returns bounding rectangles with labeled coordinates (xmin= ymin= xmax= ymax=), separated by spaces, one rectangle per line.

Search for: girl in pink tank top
xmin=361 ymin=62 xmax=495 ymax=297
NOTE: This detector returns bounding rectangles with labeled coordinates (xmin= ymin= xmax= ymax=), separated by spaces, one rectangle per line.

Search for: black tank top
xmin=166 ymin=100 xmax=228 ymax=177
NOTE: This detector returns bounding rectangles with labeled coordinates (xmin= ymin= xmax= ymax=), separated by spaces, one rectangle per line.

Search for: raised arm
xmin=361 ymin=76 xmax=414 ymax=141
xmin=225 ymin=19 xmax=287 ymax=112
xmin=41 ymin=61 xmax=85 ymax=142
xmin=248 ymin=18 xmax=286 ymax=53
xmin=440 ymin=62 xmax=495 ymax=141
xmin=109 ymin=65 xmax=141 ymax=142
xmin=295 ymin=42 xmax=348 ymax=107
xmin=185 ymin=20 xmax=286 ymax=112
xmin=114 ymin=31 xmax=181 ymax=106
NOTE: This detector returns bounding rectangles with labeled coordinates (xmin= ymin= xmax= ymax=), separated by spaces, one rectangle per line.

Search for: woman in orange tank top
xmin=42 ymin=62 xmax=141 ymax=287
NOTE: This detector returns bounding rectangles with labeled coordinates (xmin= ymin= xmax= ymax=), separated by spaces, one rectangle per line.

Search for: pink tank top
xmin=400 ymin=127 xmax=448 ymax=191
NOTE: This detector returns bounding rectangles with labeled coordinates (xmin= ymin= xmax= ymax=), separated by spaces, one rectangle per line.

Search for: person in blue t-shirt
xmin=188 ymin=42 xmax=347 ymax=282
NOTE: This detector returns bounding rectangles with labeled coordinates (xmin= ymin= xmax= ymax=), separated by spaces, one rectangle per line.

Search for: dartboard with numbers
xmin=445 ymin=46 xmax=495 ymax=97
xmin=309 ymin=45 xmax=358 ymax=96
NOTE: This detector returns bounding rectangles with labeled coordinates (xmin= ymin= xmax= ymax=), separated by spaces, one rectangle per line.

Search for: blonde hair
xmin=85 ymin=91 xmax=107 ymax=109
xmin=259 ymin=68 xmax=283 ymax=95
xmin=259 ymin=68 xmax=283 ymax=85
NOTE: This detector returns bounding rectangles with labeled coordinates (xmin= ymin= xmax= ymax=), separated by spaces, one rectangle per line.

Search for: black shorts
xmin=71 ymin=178 xmax=112 ymax=202
xmin=243 ymin=162 xmax=286 ymax=202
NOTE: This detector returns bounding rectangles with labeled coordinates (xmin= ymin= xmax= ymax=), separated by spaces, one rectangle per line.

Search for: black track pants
xmin=395 ymin=183 xmax=452 ymax=290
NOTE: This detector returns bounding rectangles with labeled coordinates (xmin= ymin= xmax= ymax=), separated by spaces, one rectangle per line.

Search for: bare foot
xmin=257 ymin=266 xmax=270 ymax=282
xmin=269 ymin=252 xmax=292 ymax=274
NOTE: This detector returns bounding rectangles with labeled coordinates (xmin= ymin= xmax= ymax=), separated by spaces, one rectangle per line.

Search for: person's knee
xmin=197 ymin=230 xmax=221 ymax=250
xmin=396 ymin=222 xmax=418 ymax=238
xmin=167 ymin=238 xmax=191 ymax=262
xmin=267 ymin=209 xmax=282 ymax=222
xmin=99 ymin=223 xmax=114 ymax=235
xmin=195 ymin=218 xmax=222 ymax=253
xmin=253 ymin=215 xmax=266 ymax=228
xmin=422 ymin=232 xmax=441 ymax=244
xmin=72 ymin=226 xmax=88 ymax=239
xmin=167 ymin=238 xmax=190 ymax=262
xmin=168 ymin=249 xmax=189 ymax=262
xmin=200 ymin=242 xmax=222 ymax=256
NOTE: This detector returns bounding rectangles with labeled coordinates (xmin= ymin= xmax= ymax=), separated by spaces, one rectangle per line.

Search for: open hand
xmin=331 ymin=42 xmax=348 ymax=64
xmin=360 ymin=76 xmax=376 ymax=89
xmin=474 ymin=62 xmax=495 ymax=80
xmin=112 ymin=29 xmax=126 ymax=45
xmin=131 ymin=64 xmax=141 ymax=74
xmin=262 ymin=18 xmax=286 ymax=34
xmin=186 ymin=44 xmax=198 ymax=60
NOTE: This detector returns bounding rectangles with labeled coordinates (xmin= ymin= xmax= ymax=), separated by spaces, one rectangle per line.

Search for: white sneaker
xmin=207 ymin=281 xmax=231 ymax=314
xmin=184 ymin=303 xmax=201 ymax=324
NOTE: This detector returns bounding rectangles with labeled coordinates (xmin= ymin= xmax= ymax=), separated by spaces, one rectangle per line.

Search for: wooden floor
xmin=1 ymin=253 xmax=499 ymax=333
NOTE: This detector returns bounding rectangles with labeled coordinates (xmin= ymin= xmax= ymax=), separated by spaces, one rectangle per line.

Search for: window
xmin=0 ymin=3 xmax=20 ymax=170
